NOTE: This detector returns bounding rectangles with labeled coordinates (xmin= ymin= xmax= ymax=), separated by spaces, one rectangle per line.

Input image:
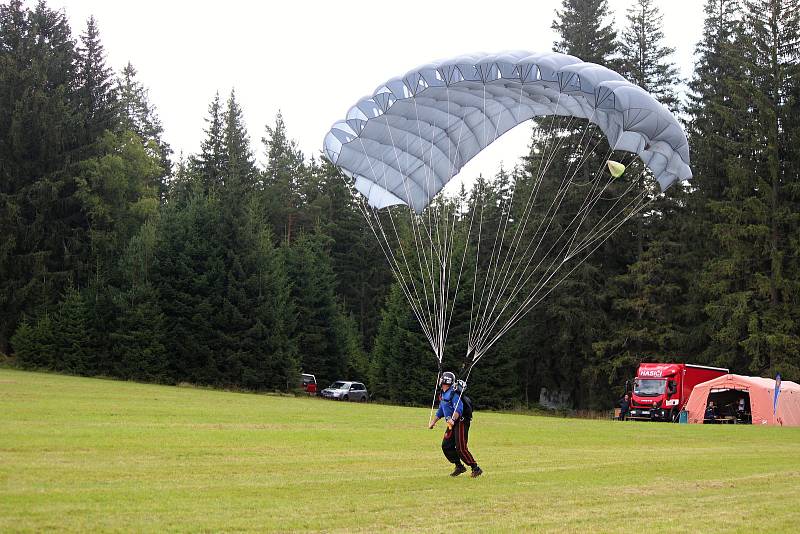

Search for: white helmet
xmin=440 ymin=371 xmax=456 ymax=386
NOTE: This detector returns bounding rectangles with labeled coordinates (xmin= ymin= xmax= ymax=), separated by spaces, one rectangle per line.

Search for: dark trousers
xmin=442 ymin=419 xmax=477 ymax=467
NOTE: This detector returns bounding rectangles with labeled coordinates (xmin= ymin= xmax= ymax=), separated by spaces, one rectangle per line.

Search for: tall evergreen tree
xmin=190 ymin=92 xmax=225 ymax=194
xmin=685 ymin=0 xmax=743 ymax=362
xmin=222 ymin=89 xmax=258 ymax=196
xmin=149 ymin=192 xmax=297 ymax=389
xmin=552 ymin=0 xmax=618 ymax=63
xmin=688 ymin=0 xmax=742 ymax=203
xmin=262 ymin=111 xmax=305 ymax=243
xmin=76 ymin=16 xmax=117 ymax=147
xmin=619 ymin=0 xmax=681 ymax=110
xmin=117 ymin=62 xmax=172 ymax=196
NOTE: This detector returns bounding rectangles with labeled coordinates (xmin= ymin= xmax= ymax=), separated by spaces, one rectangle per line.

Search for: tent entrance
xmin=706 ymin=388 xmax=751 ymax=424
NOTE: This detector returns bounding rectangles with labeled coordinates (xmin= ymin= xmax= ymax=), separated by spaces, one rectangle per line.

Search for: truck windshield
xmin=635 ymin=379 xmax=666 ymax=397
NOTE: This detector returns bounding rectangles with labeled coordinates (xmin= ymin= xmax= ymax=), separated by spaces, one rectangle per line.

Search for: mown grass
xmin=1 ymin=368 xmax=799 ymax=533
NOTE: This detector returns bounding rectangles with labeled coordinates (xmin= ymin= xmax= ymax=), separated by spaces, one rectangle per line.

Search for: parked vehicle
xmin=627 ymin=363 xmax=728 ymax=422
xmin=301 ymin=373 xmax=317 ymax=395
xmin=321 ymin=381 xmax=369 ymax=402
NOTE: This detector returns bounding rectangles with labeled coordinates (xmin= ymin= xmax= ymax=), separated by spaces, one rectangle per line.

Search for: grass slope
xmin=1 ymin=368 xmax=799 ymax=532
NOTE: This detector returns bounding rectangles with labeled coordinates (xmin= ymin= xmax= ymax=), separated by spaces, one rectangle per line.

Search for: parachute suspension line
xmin=471 ymin=114 xmax=628 ymax=361
xmin=562 ymin=136 xmax=626 ymax=260
xmin=469 ymin=112 xmax=581 ymax=353
xmin=406 ymin=88 xmax=476 ymax=368
xmin=374 ymin=92 xmax=471 ymax=366
xmin=559 ymin=138 xmax=653 ymax=265
xmin=380 ymin=120 xmax=444 ymax=353
xmin=473 ymin=164 xmax=652 ymax=365
xmin=469 ymin=111 xmax=589 ymax=357
xmin=473 ymin=191 xmax=657 ymax=366
xmin=470 ymin=139 xmax=618 ymax=353
xmin=416 ymin=93 xmax=468 ymax=365
xmin=361 ymin=206 xmax=436 ymax=348
xmin=485 ymin=116 xmax=604 ymax=298
xmin=566 ymin=173 xmax=649 ymax=260
xmin=432 ymin=97 xmax=472 ymax=365
xmin=415 ymin=99 xmax=447 ymax=364
xmin=429 ymin=367 xmax=443 ymax=426
xmin=466 ymin=84 xmax=521 ymax=358
xmin=486 ymin=111 xmax=576 ymax=308
xmin=442 ymin=187 xmax=478 ymax=359
xmin=397 ymin=118 xmax=440 ymax=347
xmin=467 ymin=100 xmax=574 ymax=333
xmin=467 ymin=192 xmax=486 ymax=357
xmin=352 ymin=137 xmax=438 ymax=351
xmin=346 ymin=193 xmax=436 ymax=350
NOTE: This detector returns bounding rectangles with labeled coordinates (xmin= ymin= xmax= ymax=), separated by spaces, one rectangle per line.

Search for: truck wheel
xmin=360 ymin=395 xmax=367 ymax=402
xmin=343 ymin=395 xmax=349 ymax=401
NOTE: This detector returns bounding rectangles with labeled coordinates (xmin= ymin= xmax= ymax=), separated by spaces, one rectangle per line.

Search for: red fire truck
xmin=627 ymin=363 xmax=729 ymax=421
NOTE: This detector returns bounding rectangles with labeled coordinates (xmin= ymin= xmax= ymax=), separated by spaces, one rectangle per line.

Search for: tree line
xmin=1 ymin=0 xmax=798 ymax=409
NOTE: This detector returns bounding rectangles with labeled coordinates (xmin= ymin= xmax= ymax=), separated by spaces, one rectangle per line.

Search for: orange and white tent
xmin=685 ymin=374 xmax=800 ymax=426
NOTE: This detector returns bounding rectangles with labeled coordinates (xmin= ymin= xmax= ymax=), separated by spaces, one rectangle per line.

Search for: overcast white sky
xmin=53 ymin=0 xmax=705 ymax=180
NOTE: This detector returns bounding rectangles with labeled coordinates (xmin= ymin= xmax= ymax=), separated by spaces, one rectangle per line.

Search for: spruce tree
xmin=262 ymin=112 xmax=305 ymax=243
xmin=76 ymin=16 xmax=118 ymax=148
xmin=190 ymin=92 xmax=226 ymax=194
xmin=222 ymin=88 xmax=258 ymax=196
xmin=719 ymin=0 xmax=798 ymax=377
xmin=552 ymin=0 xmax=618 ymax=63
xmin=619 ymin=0 xmax=681 ymax=110
xmin=685 ymin=0 xmax=742 ymax=362
xmin=109 ymin=281 xmax=168 ymax=381
xmin=688 ymin=0 xmax=742 ymax=203
xmin=74 ymin=130 xmax=162 ymax=286
xmin=117 ymin=62 xmax=172 ymax=196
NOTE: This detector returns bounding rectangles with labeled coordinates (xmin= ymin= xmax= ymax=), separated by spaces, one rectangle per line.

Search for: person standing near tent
xmin=429 ymin=372 xmax=482 ymax=478
xmin=704 ymin=401 xmax=717 ymax=423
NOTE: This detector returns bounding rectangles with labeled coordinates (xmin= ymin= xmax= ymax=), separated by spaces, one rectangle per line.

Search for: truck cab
xmin=628 ymin=363 xmax=728 ymax=421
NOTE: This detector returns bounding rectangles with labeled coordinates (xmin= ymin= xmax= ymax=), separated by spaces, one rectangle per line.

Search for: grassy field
xmin=1 ymin=369 xmax=799 ymax=533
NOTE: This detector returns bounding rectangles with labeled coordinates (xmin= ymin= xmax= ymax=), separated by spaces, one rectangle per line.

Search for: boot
xmin=449 ymin=464 xmax=467 ymax=477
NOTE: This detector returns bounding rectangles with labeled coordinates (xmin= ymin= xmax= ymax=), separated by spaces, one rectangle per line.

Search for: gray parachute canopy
xmin=324 ymin=51 xmax=691 ymax=213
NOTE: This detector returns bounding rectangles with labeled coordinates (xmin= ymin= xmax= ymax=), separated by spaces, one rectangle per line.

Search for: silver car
xmin=321 ymin=381 xmax=369 ymax=402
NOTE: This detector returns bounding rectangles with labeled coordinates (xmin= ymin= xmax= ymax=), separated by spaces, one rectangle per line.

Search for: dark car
xmin=320 ymin=381 xmax=369 ymax=402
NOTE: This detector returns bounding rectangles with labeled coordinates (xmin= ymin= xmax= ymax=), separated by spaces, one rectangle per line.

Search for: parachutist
xmin=429 ymin=372 xmax=481 ymax=478
xmin=326 ymin=52 xmax=691 ymax=447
